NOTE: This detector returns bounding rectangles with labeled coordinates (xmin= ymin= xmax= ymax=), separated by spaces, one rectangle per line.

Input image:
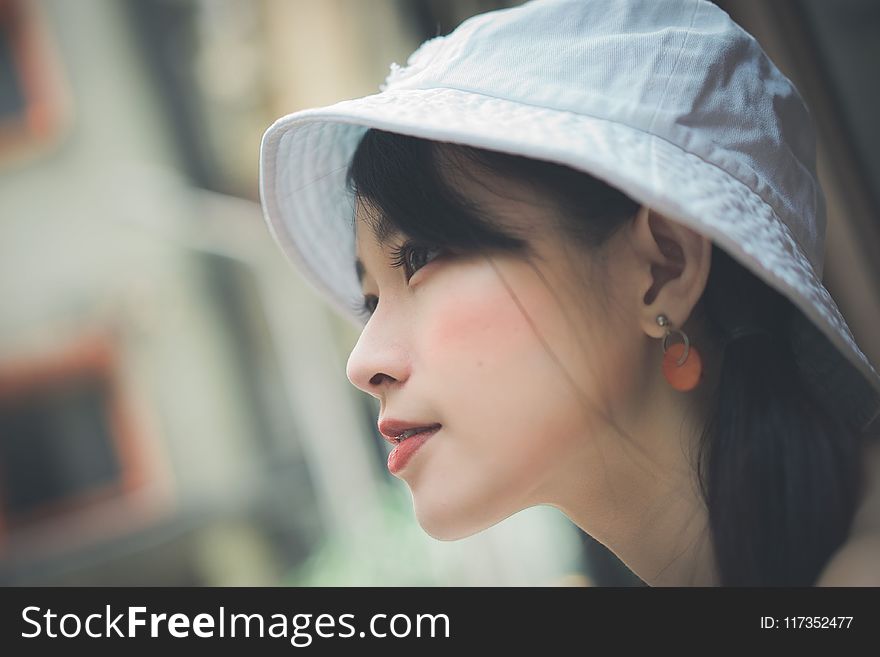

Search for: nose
xmin=346 ymin=316 xmax=410 ymax=398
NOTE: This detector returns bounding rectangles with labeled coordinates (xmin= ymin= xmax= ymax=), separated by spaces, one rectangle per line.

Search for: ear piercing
xmin=656 ymin=313 xmax=702 ymax=391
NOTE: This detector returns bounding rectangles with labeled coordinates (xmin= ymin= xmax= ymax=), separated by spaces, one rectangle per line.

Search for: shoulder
xmin=814 ymin=438 xmax=880 ymax=586
xmin=814 ymin=534 xmax=880 ymax=586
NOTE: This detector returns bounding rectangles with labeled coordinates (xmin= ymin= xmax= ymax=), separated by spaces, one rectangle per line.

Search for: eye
xmin=389 ymin=241 xmax=444 ymax=281
xmin=359 ymin=241 xmax=446 ymax=317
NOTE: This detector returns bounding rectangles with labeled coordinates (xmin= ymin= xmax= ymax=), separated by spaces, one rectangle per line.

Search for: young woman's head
xmin=344 ymin=128 xmax=865 ymax=586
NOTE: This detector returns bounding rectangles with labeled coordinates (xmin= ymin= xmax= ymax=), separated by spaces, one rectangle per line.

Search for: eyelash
xmin=361 ymin=241 xmax=444 ymax=316
xmin=389 ymin=240 xmax=443 ymax=279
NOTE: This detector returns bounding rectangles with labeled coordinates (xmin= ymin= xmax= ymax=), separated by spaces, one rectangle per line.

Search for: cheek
xmin=417 ymin=262 xmax=541 ymax=377
xmin=404 ymin=262 xmax=641 ymax=536
xmin=421 ymin=282 xmax=526 ymax=363
xmin=416 ymin=264 xmax=588 ymax=460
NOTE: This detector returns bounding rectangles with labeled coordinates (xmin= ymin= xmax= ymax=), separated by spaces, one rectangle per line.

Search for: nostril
xmin=369 ymin=373 xmax=393 ymax=386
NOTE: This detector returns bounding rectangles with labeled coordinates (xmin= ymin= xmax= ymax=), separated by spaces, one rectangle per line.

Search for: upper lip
xmin=377 ymin=418 xmax=442 ymax=444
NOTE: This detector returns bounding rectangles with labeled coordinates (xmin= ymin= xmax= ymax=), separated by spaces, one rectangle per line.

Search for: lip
xmin=377 ymin=418 xmax=442 ymax=445
xmin=385 ymin=425 xmax=441 ymax=474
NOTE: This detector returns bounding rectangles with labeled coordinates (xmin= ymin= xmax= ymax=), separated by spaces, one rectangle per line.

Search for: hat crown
xmin=380 ymin=0 xmax=825 ymax=273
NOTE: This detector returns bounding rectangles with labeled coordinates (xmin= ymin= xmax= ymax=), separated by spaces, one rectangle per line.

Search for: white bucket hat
xmin=259 ymin=0 xmax=880 ymax=431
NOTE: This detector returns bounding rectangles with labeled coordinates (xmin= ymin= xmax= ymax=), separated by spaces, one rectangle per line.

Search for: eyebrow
xmin=354 ymin=220 xmax=402 ymax=286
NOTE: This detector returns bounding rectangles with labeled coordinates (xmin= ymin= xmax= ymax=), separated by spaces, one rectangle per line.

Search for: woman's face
xmin=346 ymin=172 xmax=647 ymax=541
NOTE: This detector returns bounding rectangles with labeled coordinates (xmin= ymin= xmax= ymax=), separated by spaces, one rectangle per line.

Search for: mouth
xmin=386 ymin=425 xmax=442 ymax=475
xmin=394 ymin=425 xmax=441 ymax=443
xmin=377 ymin=418 xmax=442 ymax=445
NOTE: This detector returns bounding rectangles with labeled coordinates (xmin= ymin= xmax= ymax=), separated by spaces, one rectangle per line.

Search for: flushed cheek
xmin=416 ymin=261 xmax=559 ymax=369
xmin=419 ymin=283 xmax=528 ymax=366
xmin=415 ymin=264 xmax=584 ymax=455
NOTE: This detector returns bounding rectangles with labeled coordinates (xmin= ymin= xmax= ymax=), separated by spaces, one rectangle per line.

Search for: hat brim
xmin=259 ymin=86 xmax=880 ymax=430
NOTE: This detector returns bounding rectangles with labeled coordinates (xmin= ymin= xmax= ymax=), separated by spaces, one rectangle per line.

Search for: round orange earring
xmin=656 ymin=314 xmax=702 ymax=391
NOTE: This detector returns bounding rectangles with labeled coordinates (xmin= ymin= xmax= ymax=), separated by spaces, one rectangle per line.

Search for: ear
xmin=628 ymin=205 xmax=712 ymax=339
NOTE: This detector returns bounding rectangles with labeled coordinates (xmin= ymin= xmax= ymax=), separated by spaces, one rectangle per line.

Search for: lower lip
xmin=387 ymin=426 xmax=441 ymax=474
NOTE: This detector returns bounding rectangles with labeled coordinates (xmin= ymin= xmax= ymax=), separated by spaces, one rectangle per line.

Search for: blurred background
xmin=0 ymin=0 xmax=878 ymax=586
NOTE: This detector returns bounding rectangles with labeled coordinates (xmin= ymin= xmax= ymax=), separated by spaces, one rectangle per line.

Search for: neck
xmin=553 ymin=453 xmax=720 ymax=586
xmin=545 ymin=329 xmax=723 ymax=586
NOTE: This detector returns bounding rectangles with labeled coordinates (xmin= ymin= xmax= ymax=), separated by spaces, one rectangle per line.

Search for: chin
xmin=410 ymin=492 xmax=511 ymax=541
xmin=416 ymin=516 xmax=485 ymax=542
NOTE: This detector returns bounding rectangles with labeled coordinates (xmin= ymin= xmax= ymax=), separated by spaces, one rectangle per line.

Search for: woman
xmin=259 ymin=0 xmax=880 ymax=585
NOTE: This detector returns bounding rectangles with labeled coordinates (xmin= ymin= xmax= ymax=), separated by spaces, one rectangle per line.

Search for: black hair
xmin=345 ymin=127 xmax=868 ymax=586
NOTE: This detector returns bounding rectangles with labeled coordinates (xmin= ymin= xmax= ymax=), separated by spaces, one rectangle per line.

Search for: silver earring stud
xmin=656 ymin=313 xmax=690 ymax=366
